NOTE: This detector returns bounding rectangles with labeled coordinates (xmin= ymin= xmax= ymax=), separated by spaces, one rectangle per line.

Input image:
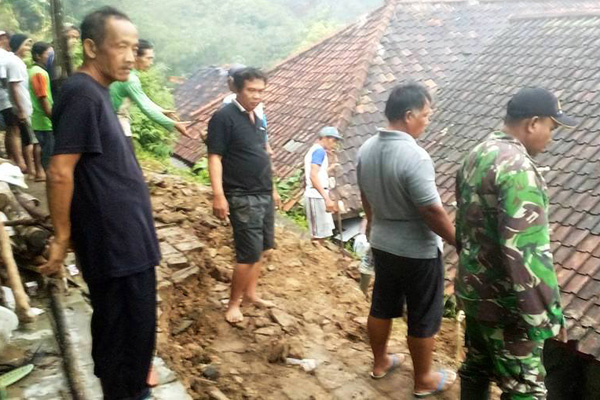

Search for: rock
xmin=152 ymin=357 xmax=177 ymax=385
xmin=157 ymin=212 xmax=187 ymax=224
xmin=203 ymin=364 xmax=220 ymax=380
xmin=254 ymin=326 xmax=283 ymax=337
xmin=302 ymin=311 xmax=320 ymax=324
xmin=288 ymin=338 xmax=305 ymax=360
xmin=233 ymin=376 xmax=244 ymax=384
xmin=268 ymin=340 xmax=289 ymax=363
xmin=157 ymin=280 xmax=173 ymax=290
xmin=209 ymin=248 xmax=218 ymax=258
xmin=174 ymin=240 xmax=206 ymax=253
xmin=173 ymin=319 xmax=193 ymax=335
xmin=200 ymin=218 xmax=220 ymax=230
xmin=208 ymin=387 xmax=230 ymax=400
xmin=267 ymin=265 xmax=276 ymax=272
xmin=315 ymin=363 xmax=357 ymax=391
xmin=209 ymin=265 xmax=232 ymax=283
xmin=166 ymin=256 xmax=189 ymax=269
xmin=159 ymin=242 xmax=180 ymax=256
xmin=156 ymin=226 xmax=187 ymax=240
xmin=171 ymin=266 xmax=200 ymax=284
xmin=217 ymin=246 xmax=233 ymax=256
xmin=254 ymin=317 xmax=271 ymax=328
xmin=352 ymin=316 xmax=368 ymax=325
xmin=181 ymin=188 xmax=194 ymax=197
xmin=212 ymin=283 xmax=229 ymax=292
xmin=212 ymin=339 xmax=246 ymax=354
xmin=286 ymin=259 xmax=303 ymax=268
xmin=270 ymin=309 xmax=297 ymax=330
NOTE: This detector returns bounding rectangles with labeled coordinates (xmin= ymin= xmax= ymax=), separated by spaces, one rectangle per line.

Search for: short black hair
xmin=81 ymin=7 xmax=130 ymax=46
xmin=384 ymin=83 xmax=432 ymax=123
xmin=32 ymin=41 xmax=52 ymax=61
xmin=233 ymin=67 xmax=267 ymax=91
xmin=137 ymin=39 xmax=153 ymax=57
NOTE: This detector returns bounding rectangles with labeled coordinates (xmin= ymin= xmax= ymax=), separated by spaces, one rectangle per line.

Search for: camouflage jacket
xmin=455 ymin=131 xmax=564 ymax=341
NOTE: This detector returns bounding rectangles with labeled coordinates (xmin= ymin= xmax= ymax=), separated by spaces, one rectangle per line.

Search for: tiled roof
xmin=338 ymin=0 xmax=600 ymax=212
xmin=174 ymin=66 xmax=228 ymax=121
xmin=173 ymin=4 xmax=394 ymax=168
xmin=427 ymin=12 xmax=600 ymax=359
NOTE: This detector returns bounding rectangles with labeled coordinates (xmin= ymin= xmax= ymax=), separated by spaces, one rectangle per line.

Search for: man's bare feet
xmin=225 ymin=304 xmax=244 ymax=324
xmin=243 ymin=296 xmax=276 ymax=308
xmin=147 ymin=365 xmax=159 ymax=387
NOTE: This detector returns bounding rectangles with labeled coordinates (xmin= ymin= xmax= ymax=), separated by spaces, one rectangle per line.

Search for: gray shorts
xmin=305 ymin=195 xmax=335 ymax=239
xmin=227 ymin=194 xmax=275 ymax=264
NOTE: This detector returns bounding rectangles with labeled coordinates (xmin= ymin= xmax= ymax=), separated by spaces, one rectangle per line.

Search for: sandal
xmin=413 ymin=369 xmax=457 ymax=398
xmin=370 ymin=354 xmax=405 ymax=379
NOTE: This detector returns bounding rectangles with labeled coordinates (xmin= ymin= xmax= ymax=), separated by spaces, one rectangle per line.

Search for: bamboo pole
xmin=0 ymin=219 xmax=32 ymax=323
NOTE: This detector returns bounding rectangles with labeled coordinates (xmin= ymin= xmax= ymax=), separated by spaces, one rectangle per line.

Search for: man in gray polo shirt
xmin=357 ymin=83 xmax=457 ymax=397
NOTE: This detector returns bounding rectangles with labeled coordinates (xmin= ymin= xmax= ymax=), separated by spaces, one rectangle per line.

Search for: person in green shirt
xmin=29 ymin=42 xmax=54 ymax=174
xmin=455 ymin=88 xmax=574 ymax=399
xmin=109 ymin=39 xmax=188 ymax=142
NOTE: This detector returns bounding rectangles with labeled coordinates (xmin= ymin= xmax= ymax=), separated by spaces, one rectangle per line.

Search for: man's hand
xmin=174 ymin=122 xmax=194 ymax=138
xmin=325 ymin=198 xmax=336 ymax=213
xmin=163 ymin=109 xmax=180 ymax=120
xmin=40 ymin=237 xmax=70 ymax=276
xmin=213 ymin=194 xmax=229 ymax=220
xmin=273 ymin=190 xmax=282 ymax=210
xmin=17 ymin=109 xmax=26 ymax=122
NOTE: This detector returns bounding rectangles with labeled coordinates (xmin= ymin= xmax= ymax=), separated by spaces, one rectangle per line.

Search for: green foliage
xmin=276 ymin=170 xmax=308 ymax=228
xmin=6 ymin=0 xmax=47 ymax=33
xmin=59 ymin=0 xmax=382 ymax=75
xmin=130 ymin=66 xmax=176 ymax=158
xmin=191 ymin=158 xmax=210 ymax=185
xmin=443 ymin=294 xmax=458 ymax=319
xmin=276 ymin=170 xmax=302 ymax=202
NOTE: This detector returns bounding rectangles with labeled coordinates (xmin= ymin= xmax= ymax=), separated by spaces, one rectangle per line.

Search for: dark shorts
xmin=0 ymin=108 xmax=18 ymax=127
xmin=34 ymin=130 xmax=54 ymax=169
xmin=19 ymin=119 xmax=37 ymax=146
xmin=370 ymin=248 xmax=444 ymax=338
xmin=227 ymin=193 xmax=275 ymax=264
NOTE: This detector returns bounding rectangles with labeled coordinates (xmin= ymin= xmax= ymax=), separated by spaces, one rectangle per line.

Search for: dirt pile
xmin=147 ymin=173 xmax=463 ymax=400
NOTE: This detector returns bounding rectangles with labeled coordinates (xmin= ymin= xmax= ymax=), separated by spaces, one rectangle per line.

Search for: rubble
xmin=145 ymin=173 xmax=462 ymax=399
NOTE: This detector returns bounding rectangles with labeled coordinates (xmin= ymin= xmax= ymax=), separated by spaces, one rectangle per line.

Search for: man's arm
xmin=40 ymin=154 xmax=81 ymax=275
xmin=417 ymin=203 xmax=456 ymax=247
xmin=497 ymin=165 xmax=565 ymax=340
xmin=407 ymin=157 xmax=457 ymax=247
xmin=31 ymin=73 xmax=52 ymax=118
xmin=126 ymin=78 xmax=178 ymax=131
xmin=208 ymin=154 xmax=229 ymax=219
xmin=360 ymin=190 xmax=372 ymax=238
xmin=9 ymin=81 xmax=26 ymax=120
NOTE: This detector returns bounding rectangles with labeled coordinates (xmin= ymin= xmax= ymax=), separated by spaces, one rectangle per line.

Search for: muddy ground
xmin=146 ymin=173 xmax=479 ymax=400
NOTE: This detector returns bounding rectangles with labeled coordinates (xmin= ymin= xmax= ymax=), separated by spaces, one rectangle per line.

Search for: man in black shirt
xmin=42 ymin=7 xmax=160 ymax=400
xmin=207 ymin=67 xmax=280 ymax=324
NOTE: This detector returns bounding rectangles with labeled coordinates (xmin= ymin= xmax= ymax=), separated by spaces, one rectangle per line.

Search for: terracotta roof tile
xmin=174 ymin=67 xmax=228 ymax=120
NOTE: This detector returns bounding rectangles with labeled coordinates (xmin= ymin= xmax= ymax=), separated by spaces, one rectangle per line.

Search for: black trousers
xmin=87 ymin=268 xmax=157 ymax=400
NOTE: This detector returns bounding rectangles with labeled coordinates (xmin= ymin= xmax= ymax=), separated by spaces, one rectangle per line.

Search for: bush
xmin=130 ymin=65 xmax=177 ymax=159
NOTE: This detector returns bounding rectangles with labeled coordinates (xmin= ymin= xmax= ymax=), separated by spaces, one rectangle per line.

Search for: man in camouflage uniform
xmin=455 ymin=88 xmax=575 ymax=399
